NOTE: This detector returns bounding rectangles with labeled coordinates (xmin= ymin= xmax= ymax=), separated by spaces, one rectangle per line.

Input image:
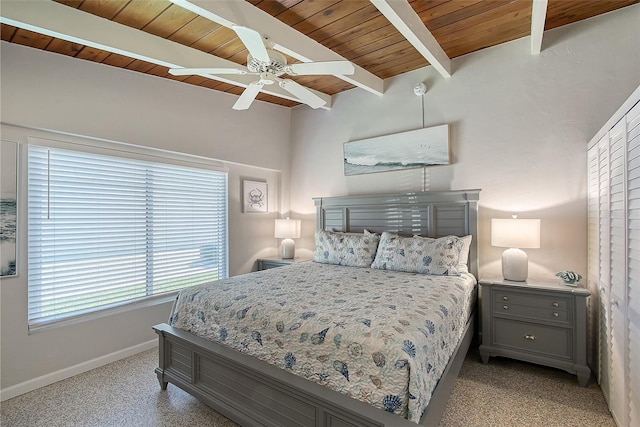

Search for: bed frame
xmin=154 ymin=189 xmax=480 ymax=427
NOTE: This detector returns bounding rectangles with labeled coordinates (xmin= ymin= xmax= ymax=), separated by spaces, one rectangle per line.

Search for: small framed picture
xmin=1 ymin=140 xmax=18 ymax=277
xmin=242 ymin=180 xmax=268 ymax=213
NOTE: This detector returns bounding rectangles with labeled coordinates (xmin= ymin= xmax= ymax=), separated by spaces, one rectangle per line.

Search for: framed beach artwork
xmin=343 ymin=124 xmax=450 ymax=176
xmin=1 ymin=140 xmax=18 ymax=277
xmin=242 ymin=179 xmax=268 ymax=213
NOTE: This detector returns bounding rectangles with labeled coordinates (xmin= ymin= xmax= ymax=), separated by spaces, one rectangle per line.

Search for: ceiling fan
xmin=169 ymin=25 xmax=355 ymax=110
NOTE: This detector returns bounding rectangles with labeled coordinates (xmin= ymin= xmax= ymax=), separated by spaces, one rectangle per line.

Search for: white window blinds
xmin=28 ymin=144 xmax=228 ymax=328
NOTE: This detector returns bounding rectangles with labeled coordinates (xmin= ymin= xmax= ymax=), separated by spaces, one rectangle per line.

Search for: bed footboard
xmin=153 ymin=313 xmax=474 ymax=427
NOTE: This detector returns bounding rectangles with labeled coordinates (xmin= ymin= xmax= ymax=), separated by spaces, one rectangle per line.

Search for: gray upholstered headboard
xmin=313 ymin=190 xmax=481 ymax=278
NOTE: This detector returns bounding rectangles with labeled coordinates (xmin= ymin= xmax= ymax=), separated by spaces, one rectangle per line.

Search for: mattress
xmin=169 ymin=261 xmax=476 ymax=422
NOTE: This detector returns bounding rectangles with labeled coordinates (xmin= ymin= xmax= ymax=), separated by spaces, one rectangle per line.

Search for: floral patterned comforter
xmin=169 ymin=262 xmax=476 ymax=423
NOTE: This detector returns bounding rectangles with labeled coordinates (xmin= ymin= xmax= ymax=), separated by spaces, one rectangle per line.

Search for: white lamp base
xmin=502 ymin=247 xmax=529 ymax=281
xmin=281 ymin=238 xmax=295 ymax=259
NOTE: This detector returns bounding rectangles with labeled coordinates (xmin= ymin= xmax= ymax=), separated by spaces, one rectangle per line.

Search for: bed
xmin=154 ymin=189 xmax=480 ymax=427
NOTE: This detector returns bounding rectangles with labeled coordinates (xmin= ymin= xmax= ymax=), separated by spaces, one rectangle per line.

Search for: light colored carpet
xmin=1 ymin=347 xmax=614 ymax=427
xmin=441 ymin=349 xmax=614 ymax=427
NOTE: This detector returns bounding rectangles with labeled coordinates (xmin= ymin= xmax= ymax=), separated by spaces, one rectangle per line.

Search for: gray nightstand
xmin=478 ymin=277 xmax=591 ymax=386
xmin=257 ymin=256 xmax=310 ymax=271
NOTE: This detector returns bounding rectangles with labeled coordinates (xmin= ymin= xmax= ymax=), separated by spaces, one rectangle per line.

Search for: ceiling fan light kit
xmin=246 ymin=51 xmax=286 ymax=75
xmin=168 ymin=25 xmax=355 ymax=111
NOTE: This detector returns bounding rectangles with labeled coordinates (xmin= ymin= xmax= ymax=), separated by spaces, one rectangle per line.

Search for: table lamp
xmin=491 ymin=216 xmax=540 ymax=281
xmin=274 ymin=217 xmax=301 ymax=259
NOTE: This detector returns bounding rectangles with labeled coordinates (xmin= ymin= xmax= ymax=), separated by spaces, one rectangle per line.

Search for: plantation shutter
xmin=587 ymin=141 xmax=600 ymax=371
xmin=588 ymin=90 xmax=640 ymax=427
xmin=627 ymin=100 xmax=640 ymax=427
xmin=608 ymin=117 xmax=628 ymax=427
xmin=596 ymin=132 xmax=612 ymax=403
xmin=28 ymin=144 xmax=228 ymax=328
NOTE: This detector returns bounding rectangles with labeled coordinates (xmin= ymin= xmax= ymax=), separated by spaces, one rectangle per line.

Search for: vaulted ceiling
xmin=1 ymin=0 xmax=638 ymax=109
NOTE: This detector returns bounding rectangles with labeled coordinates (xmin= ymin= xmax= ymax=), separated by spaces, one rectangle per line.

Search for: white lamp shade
xmin=491 ymin=218 xmax=540 ymax=249
xmin=274 ymin=218 xmax=301 ymax=239
xmin=492 ymin=217 xmax=540 ymax=282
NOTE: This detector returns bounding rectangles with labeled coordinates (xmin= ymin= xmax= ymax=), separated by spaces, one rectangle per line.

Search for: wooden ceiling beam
xmin=169 ymin=0 xmax=385 ymax=96
xmin=0 ymin=0 xmax=332 ymax=108
xmin=370 ymin=0 xmax=451 ymax=78
xmin=530 ymin=0 xmax=548 ymax=54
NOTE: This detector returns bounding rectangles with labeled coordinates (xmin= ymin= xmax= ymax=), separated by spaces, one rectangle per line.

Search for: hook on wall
xmin=413 ymin=82 xmax=427 ymax=96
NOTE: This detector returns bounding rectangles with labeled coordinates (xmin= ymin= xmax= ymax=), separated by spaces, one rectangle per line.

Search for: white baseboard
xmin=0 ymin=339 xmax=156 ymax=402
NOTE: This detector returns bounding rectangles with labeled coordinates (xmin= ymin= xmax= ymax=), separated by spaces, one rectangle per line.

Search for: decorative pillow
xmin=457 ymin=235 xmax=472 ymax=274
xmin=314 ymin=230 xmax=380 ymax=267
xmin=410 ymin=234 xmax=472 ymax=274
xmin=371 ymin=232 xmax=463 ymax=275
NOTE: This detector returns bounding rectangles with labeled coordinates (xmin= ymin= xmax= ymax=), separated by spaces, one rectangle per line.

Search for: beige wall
xmin=0 ymin=42 xmax=291 ymax=395
xmin=288 ymin=6 xmax=640 ymax=281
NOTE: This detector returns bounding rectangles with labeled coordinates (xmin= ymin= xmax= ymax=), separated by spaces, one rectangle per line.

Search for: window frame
xmin=26 ymin=136 xmax=228 ymax=331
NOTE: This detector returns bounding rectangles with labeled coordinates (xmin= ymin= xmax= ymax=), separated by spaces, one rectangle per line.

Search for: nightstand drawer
xmin=492 ymin=318 xmax=572 ymax=359
xmin=260 ymin=260 xmax=288 ymax=270
xmin=494 ymin=290 xmax=569 ymax=311
xmin=493 ymin=301 xmax=569 ymax=323
xmin=257 ymin=257 xmax=310 ymax=271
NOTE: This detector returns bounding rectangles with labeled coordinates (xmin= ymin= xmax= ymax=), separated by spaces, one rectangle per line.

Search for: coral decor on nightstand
xmin=555 ymin=271 xmax=582 ymax=287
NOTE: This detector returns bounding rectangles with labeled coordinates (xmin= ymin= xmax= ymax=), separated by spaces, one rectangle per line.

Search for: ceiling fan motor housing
xmin=247 ymin=49 xmax=287 ymax=76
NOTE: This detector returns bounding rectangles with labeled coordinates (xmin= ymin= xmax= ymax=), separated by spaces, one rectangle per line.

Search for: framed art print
xmin=1 ymin=140 xmax=18 ymax=277
xmin=242 ymin=180 xmax=268 ymax=213
xmin=343 ymin=124 xmax=450 ymax=176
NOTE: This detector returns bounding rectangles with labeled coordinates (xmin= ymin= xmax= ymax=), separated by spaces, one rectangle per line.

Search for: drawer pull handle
xmin=503 ymin=305 xmax=509 ymax=310
xmin=524 ymin=334 xmax=536 ymax=341
xmin=553 ymin=312 xmax=559 ymax=317
xmin=503 ymin=296 xmax=509 ymax=301
xmin=552 ymin=302 xmax=559 ymax=308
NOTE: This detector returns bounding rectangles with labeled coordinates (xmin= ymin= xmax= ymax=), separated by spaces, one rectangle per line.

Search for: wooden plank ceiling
xmin=1 ymin=0 xmax=638 ymax=109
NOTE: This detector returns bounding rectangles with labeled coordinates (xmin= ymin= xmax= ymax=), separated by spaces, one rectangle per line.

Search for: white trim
xmin=0 ymin=339 xmax=156 ymax=402
xmin=26 ymin=135 xmax=227 ymax=173
xmin=28 ymin=294 xmax=177 ymax=334
xmin=588 ymin=85 xmax=640 ymax=149
xmin=530 ymin=0 xmax=548 ymax=55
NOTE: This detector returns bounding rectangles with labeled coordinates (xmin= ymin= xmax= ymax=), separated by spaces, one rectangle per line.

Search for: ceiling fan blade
xmin=278 ymin=79 xmax=326 ymax=109
xmin=232 ymin=25 xmax=271 ymax=63
xmin=286 ymin=61 xmax=355 ymax=76
xmin=169 ymin=67 xmax=247 ymax=76
xmin=233 ymin=81 xmax=264 ymax=110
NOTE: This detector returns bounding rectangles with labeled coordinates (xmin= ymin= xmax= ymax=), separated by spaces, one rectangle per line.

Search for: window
xmin=27 ymin=143 xmax=228 ymax=328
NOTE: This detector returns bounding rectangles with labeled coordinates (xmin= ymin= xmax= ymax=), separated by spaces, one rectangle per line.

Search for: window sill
xmin=28 ymin=293 xmax=178 ymax=335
